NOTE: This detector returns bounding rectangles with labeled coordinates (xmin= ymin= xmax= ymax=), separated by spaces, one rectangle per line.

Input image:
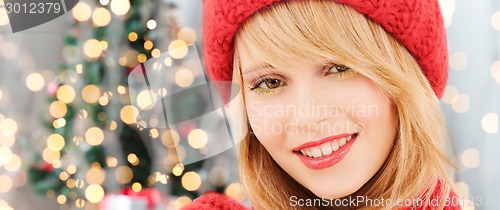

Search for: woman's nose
xmin=288 ymin=84 xmax=335 ymax=136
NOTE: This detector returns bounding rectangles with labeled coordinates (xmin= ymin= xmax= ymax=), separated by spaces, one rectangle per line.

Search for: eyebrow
xmin=241 ymin=63 xmax=274 ymax=75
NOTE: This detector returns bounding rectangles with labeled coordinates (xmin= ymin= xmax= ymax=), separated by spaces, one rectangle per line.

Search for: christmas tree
xmin=23 ymin=1 xmax=241 ymax=209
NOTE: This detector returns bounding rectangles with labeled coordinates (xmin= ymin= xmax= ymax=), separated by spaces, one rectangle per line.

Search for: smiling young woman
xmin=184 ymin=0 xmax=460 ymax=209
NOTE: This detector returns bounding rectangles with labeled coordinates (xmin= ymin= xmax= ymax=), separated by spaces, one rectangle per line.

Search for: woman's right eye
xmin=249 ymin=77 xmax=287 ymax=95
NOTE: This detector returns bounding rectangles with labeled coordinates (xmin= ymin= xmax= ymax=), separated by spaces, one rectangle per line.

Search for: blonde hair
xmin=234 ymin=1 xmax=456 ymax=209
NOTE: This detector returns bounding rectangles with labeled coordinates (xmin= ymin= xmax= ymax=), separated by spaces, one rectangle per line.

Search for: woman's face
xmin=237 ymin=44 xmax=398 ymax=198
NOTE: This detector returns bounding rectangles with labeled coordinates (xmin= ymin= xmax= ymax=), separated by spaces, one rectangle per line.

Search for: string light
xmin=49 ymin=101 xmax=68 ymax=118
xmin=138 ymin=53 xmax=147 ymax=63
xmin=115 ymin=166 xmax=133 ymax=184
xmin=188 ymin=129 xmax=208 ymax=149
xmin=26 ymin=73 xmax=45 ymax=92
xmin=92 ymin=7 xmax=111 ymax=27
xmin=144 ymin=40 xmax=153 ymax=50
xmin=77 ymin=109 xmax=88 ymax=119
xmin=59 ymin=172 xmax=69 ymax=181
xmin=0 ymin=8 xmax=9 ymax=26
xmin=109 ymin=121 xmax=118 ymax=131
xmin=75 ymin=179 xmax=85 ymax=188
xmin=128 ymin=32 xmax=138 ymax=42
xmin=76 ymin=64 xmax=83 ymax=74
xmin=0 ymin=175 xmax=12 ymax=193
xmin=75 ymin=199 xmax=86 ymax=208
xmin=72 ymin=2 xmax=92 ymax=22
xmin=481 ymin=113 xmax=498 ymax=134
xmin=136 ymin=90 xmax=156 ymax=110
xmin=172 ymin=163 xmax=184 ymax=176
xmin=66 ymin=179 xmax=76 ymax=188
xmin=0 ymin=119 xmax=18 ymax=136
xmin=175 ymin=196 xmax=192 ymax=210
xmin=168 ymin=40 xmax=188 ymax=59
xmin=47 ymin=134 xmax=65 ymax=151
xmin=54 ymin=118 xmax=67 ymax=128
xmin=98 ymin=112 xmax=107 ymax=121
xmin=461 ymin=148 xmax=480 ymax=168
xmin=42 ymin=147 xmax=60 ymax=163
xmin=85 ymin=166 xmax=105 ymax=185
xmin=57 ymin=195 xmax=67 ymax=204
xmin=492 ymin=11 xmax=500 ymax=31
xmin=127 ymin=153 xmax=139 ymax=166
xmin=82 ymin=85 xmax=101 ymax=104
xmin=175 ymin=68 xmax=194 ymax=87
xmin=124 ymin=50 xmax=140 ymax=67
xmin=4 ymin=154 xmax=21 ymax=171
xmin=56 ymin=85 xmax=76 ymax=103
xmin=151 ymin=49 xmax=161 ymax=58
xmin=0 ymin=146 xmax=13 ymax=165
xmin=118 ymin=57 xmax=127 ymax=66
xmin=161 ymin=130 xmax=180 ymax=148
xmin=159 ymin=174 xmax=168 ymax=184
xmin=120 ymin=105 xmax=139 ymax=124
xmin=451 ymin=94 xmax=470 ymax=113
xmin=181 ymin=172 xmax=201 ymax=191
xmin=150 ymin=128 xmax=159 ymax=138
xmin=225 ymin=183 xmax=246 ymax=201
xmin=177 ymin=27 xmax=197 ymax=45
xmin=132 ymin=182 xmax=142 ymax=192
xmin=67 ymin=165 xmax=77 ymax=174
xmin=99 ymin=41 xmax=109 ymax=50
xmin=0 ymin=135 xmax=15 ymax=147
xmin=83 ymin=39 xmax=103 ymax=60
xmin=99 ymin=0 xmax=110 ymax=6
xmin=85 ymin=184 xmax=105 ymax=203
xmin=146 ymin=19 xmax=157 ymax=30
xmin=164 ymin=57 xmax=172 ymax=67
xmin=85 ymin=127 xmax=104 ymax=146
xmin=110 ymin=0 xmax=130 ymax=16
xmin=52 ymin=159 xmax=62 ymax=168
xmin=106 ymin=157 xmax=118 ymax=168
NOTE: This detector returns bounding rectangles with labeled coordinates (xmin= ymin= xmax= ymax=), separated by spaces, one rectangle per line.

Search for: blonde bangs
xmin=238 ymin=2 xmax=395 ymax=70
xmin=234 ymin=1 xmax=456 ymax=209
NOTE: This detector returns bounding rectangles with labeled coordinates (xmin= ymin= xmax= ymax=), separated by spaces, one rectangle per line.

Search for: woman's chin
xmin=307 ymin=180 xmax=366 ymax=200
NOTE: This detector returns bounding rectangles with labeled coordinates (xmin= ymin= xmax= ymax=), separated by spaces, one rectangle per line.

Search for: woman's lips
xmin=293 ymin=133 xmax=358 ymax=170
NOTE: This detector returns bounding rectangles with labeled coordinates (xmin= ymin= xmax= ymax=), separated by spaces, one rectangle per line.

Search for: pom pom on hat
xmin=202 ymin=0 xmax=448 ymax=98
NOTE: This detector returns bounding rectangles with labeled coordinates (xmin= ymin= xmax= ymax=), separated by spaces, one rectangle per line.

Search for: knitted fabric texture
xmin=181 ymin=192 xmax=248 ymax=210
xmin=202 ymin=0 xmax=448 ymax=98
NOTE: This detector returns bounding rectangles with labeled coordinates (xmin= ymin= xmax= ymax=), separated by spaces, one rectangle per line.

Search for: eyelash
xmin=249 ymin=63 xmax=355 ymax=95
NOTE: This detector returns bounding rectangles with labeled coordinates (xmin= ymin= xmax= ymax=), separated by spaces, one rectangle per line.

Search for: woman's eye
xmin=249 ymin=77 xmax=287 ymax=95
xmin=252 ymin=78 xmax=286 ymax=90
xmin=325 ymin=64 xmax=350 ymax=75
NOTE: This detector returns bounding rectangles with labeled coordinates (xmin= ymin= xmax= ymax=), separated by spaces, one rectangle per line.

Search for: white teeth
xmin=331 ymin=141 xmax=340 ymax=151
xmin=339 ymin=138 xmax=346 ymax=146
xmin=310 ymin=147 xmax=322 ymax=158
xmin=320 ymin=144 xmax=333 ymax=156
xmin=300 ymin=149 xmax=307 ymax=156
xmin=298 ymin=134 xmax=356 ymax=158
xmin=306 ymin=149 xmax=312 ymax=157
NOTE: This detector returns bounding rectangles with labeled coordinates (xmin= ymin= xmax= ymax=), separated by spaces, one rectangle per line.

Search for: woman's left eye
xmin=324 ymin=63 xmax=350 ymax=75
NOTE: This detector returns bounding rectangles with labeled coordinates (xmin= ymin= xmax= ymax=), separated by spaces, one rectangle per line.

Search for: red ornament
xmin=46 ymin=82 xmax=58 ymax=97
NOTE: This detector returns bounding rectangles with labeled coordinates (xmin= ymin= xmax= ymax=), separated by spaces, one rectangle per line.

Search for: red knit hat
xmin=202 ymin=0 xmax=448 ymax=98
